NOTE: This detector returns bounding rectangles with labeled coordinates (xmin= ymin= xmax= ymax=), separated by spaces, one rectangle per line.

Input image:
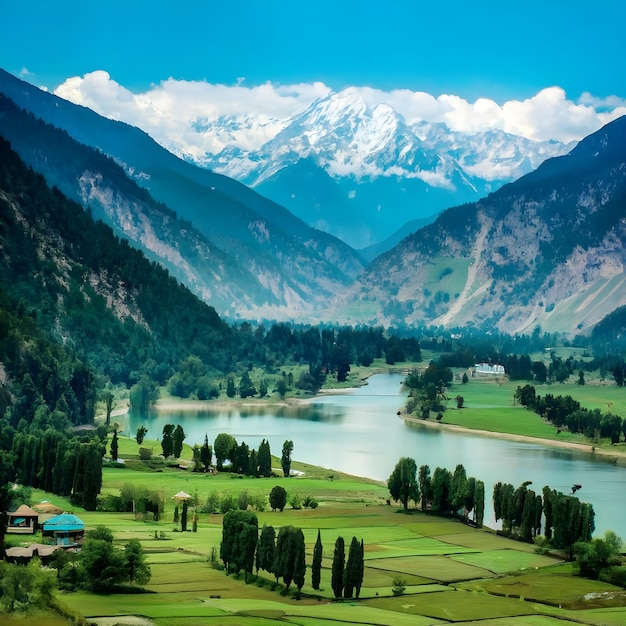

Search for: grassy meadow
xmin=20 ymin=425 xmax=626 ymax=625
xmin=14 ymin=364 xmax=626 ymax=624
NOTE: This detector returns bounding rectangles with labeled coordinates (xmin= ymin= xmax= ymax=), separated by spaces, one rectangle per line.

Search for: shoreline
xmin=401 ymin=413 xmax=626 ymax=462
xmin=106 ymin=380 xmax=626 ymax=464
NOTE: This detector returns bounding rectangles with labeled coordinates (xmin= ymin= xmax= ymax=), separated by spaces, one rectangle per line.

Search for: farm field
xmin=21 ymin=451 xmax=626 ymax=626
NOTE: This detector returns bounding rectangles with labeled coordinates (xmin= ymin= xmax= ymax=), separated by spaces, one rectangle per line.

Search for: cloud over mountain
xmin=55 ymin=72 xmax=626 ymax=159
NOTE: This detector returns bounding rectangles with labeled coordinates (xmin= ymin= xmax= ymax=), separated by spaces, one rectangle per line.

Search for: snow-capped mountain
xmin=195 ymin=89 xmax=574 ymax=249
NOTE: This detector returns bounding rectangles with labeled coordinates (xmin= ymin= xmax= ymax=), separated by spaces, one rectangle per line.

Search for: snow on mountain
xmin=196 ymin=88 xmax=573 ymax=185
xmin=180 ymin=88 xmax=574 ymax=248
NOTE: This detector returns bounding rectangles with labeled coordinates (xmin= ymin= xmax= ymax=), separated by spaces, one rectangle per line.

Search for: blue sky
xmin=3 ymin=0 xmax=625 ymax=101
xmin=2 ymin=1 xmax=625 ymax=157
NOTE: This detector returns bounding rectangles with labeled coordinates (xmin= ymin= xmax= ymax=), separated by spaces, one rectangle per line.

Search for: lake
xmin=125 ymin=373 xmax=626 ymax=537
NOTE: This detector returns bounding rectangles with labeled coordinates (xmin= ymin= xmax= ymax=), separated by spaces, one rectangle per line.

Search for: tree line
xmin=221 ymin=509 xmax=364 ymax=598
xmin=387 ymin=459 xmax=485 ymax=527
xmin=515 ymin=384 xmax=626 ymax=443
xmin=493 ymin=481 xmax=595 ymax=558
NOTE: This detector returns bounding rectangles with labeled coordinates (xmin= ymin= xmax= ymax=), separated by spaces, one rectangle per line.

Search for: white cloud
xmin=54 ymin=72 xmax=626 ymax=158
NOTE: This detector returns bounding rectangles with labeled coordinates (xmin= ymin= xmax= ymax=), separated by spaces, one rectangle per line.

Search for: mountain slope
xmin=0 ymin=135 xmax=234 ymax=390
xmin=328 ymin=116 xmax=626 ymax=334
xmin=0 ymin=69 xmax=365 ymax=319
xmin=200 ymin=88 xmax=572 ymax=248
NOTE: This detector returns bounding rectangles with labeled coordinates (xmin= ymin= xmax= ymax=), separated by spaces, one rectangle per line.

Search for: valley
xmin=1 ymin=62 xmax=626 ymax=626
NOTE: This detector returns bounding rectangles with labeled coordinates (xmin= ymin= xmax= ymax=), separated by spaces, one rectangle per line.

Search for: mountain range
xmin=1 ymin=68 xmax=625 ymax=336
xmin=193 ymin=87 xmax=573 ymax=249
xmin=0 ymin=69 xmax=364 ymax=321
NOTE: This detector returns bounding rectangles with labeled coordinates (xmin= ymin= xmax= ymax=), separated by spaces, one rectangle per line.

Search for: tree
xmin=161 ymin=424 xmax=174 ymax=458
xmin=311 ymin=529 xmax=323 ymax=590
xmin=418 ymin=464 xmax=433 ymax=511
xmin=181 ymin=500 xmax=188 ymax=532
xmin=135 ymin=425 xmax=148 ymax=446
xmin=269 ymin=485 xmax=287 ymax=511
xmin=455 ymin=395 xmax=464 ymax=409
xmin=200 ymin=434 xmax=212 ymax=471
xmin=451 ymin=464 xmax=468 ymax=517
xmin=214 ymin=433 xmax=237 ymax=470
xmin=220 ymin=510 xmax=259 ymax=582
xmin=292 ymin=528 xmax=306 ymax=595
xmin=344 ymin=536 xmax=364 ymax=599
xmin=226 ymin=377 xmax=236 ymax=398
xmin=0 ymin=450 xmax=16 ymax=559
xmin=474 ymin=480 xmax=485 ymax=527
xmin=281 ymin=440 xmax=294 ymax=477
xmin=256 ymin=524 xmax=276 ymax=575
xmin=574 ymin=531 xmax=623 ymax=579
xmin=431 ymin=466 xmax=452 ymax=515
xmin=173 ymin=424 xmax=186 ymax=459
xmin=110 ymin=429 xmax=119 ymax=461
xmin=239 ymin=371 xmax=257 ymax=398
xmin=387 ymin=457 xmax=420 ymax=511
xmin=125 ymin=539 xmax=151 ymax=585
xmin=79 ymin=535 xmax=126 ymax=592
xmin=257 ymin=439 xmax=271 ymax=477
xmin=103 ymin=391 xmax=115 ymax=426
xmin=331 ymin=536 xmax=345 ymax=599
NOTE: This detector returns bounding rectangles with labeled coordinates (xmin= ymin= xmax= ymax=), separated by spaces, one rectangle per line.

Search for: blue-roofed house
xmin=42 ymin=513 xmax=85 ymax=546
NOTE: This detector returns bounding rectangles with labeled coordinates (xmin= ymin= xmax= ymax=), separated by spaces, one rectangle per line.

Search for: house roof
xmin=8 ymin=504 xmax=39 ymax=518
xmin=33 ymin=501 xmax=64 ymax=515
xmin=6 ymin=544 xmax=60 ymax=558
xmin=42 ymin=513 xmax=84 ymax=532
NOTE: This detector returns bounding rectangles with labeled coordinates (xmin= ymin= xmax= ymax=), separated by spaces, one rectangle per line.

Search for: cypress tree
xmin=331 ymin=536 xmax=345 ymax=599
xmin=311 ymin=529 xmax=323 ymax=590
xmin=110 ymin=429 xmax=118 ymax=461
xmin=355 ymin=539 xmax=364 ymax=599
xmin=293 ymin=528 xmax=306 ymax=594
xmin=343 ymin=536 xmax=361 ymax=598
xmin=474 ymin=480 xmax=485 ymax=528
xmin=181 ymin=500 xmax=188 ymax=532
xmin=256 ymin=524 xmax=276 ymax=575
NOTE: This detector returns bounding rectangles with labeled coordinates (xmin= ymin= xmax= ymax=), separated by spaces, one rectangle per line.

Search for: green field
xmin=16 ymin=449 xmax=624 ymax=626
xmin=15 ymin=370 xmax=626 ymax=625
xmin=427 ymin=376 xmax=626 ymax=455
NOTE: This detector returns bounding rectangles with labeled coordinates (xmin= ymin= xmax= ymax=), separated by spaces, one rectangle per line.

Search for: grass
xmin=20 ymin=371 xmax=626 ymax=624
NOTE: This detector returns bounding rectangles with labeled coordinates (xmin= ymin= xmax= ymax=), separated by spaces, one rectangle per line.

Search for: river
xmin=124 ymin=373 xmax=626 ymax=537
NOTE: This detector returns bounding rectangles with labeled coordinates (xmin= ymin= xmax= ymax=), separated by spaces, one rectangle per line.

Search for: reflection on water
xmin=123 ymin=373 xmax=626 ymax=537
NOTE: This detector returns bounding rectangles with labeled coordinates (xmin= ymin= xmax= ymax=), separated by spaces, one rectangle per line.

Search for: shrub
xmin=290 ymin=493 xmax=303 ymax=510
xmin=392 ymin=577 xmax=406 ymax=596
xmin=139 ymin=447 xmax=152 ymax=461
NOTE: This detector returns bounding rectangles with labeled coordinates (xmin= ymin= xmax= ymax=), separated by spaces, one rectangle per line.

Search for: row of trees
xmin=516 ymin=385 xmax=626 ymax=443
xmin=493 ymin=481 xmax=595 ymax=556
xmin=220 ymin=510 xmax=364 ymax=598
xmin=10 ymin=428 xmax=103 ymax=510
xmin=387 ymin=459 xmax=485 ymax=527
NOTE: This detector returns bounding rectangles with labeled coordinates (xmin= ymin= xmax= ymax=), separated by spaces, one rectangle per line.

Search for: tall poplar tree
xmin=343 ymin=536 xmax=363 ymax=598
xmin=331 ymin=536 xmax=345 ymax=599
xmin=110 ymin=429 xmax=118 ymax=462
xmin=311 ymin=529 xmax=323 ymax=590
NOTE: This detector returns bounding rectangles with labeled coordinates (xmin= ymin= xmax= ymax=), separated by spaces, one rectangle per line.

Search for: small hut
xmin=6 ymin=504 xmax=39 ymax=534
xmin=42 ymin=513 xmax=85 ymax=546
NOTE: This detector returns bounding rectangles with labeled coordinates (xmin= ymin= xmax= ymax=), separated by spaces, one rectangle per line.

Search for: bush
xmin=269 ymin=485 xmax=287 ymax=511
xmin=303 ymin=495 xmax=318 ymax=509
xmin=138 ymin=447 xmax=153 ymax=461
xmin=219 ymin=493 xmax=235 ymax=514
xmin=289 ymin=493 xmax=303 ymax=510
xmin=392 ymin=577 xmax=406 ymax=596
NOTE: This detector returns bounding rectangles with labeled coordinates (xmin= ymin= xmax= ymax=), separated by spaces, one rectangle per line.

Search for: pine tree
xmin=173 ymin=424 xmax=186 ymax=459
xmin=311 ymin=529 xmax=323 ymax=590
xmin=258 ymin=439 xmax=271 ymax=477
